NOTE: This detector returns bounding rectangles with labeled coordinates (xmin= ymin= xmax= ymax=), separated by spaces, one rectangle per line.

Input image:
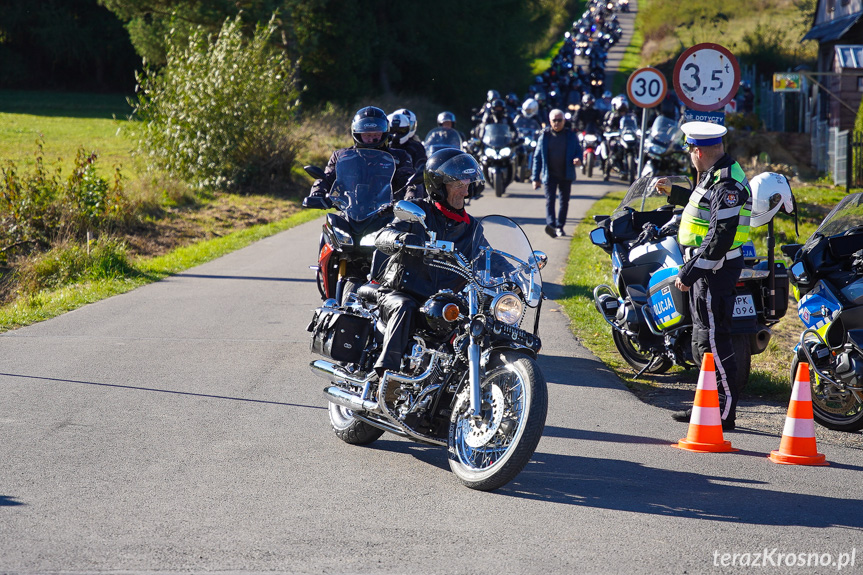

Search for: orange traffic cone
xmin=769 ymin=362 xmax=828 ymax=466
xmin=673 ymin=353 xmax=737 ymax=453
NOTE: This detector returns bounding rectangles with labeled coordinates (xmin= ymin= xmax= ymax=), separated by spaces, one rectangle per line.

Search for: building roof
xmin=804 ymin=12 xmax=863 ymax=41
xmin=835 ymin=44 xmax=863 ymax=68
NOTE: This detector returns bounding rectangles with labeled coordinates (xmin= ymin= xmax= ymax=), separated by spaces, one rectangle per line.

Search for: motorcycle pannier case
xmin=647 ymin=267 xmax=688 ymax=330
xmin=308 ymin=308 xmax=371 ymax=363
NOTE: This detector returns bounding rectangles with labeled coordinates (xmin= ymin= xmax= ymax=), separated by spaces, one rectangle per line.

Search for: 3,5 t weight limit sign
xmin=673 ymin=43 xmax=740 ymax=111
xmin=626 ymin=67 xmax=667 ymax=108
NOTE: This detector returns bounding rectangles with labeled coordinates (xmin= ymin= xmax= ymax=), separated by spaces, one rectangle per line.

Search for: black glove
xmin=400 ymin=232 xmax=423 ymax=247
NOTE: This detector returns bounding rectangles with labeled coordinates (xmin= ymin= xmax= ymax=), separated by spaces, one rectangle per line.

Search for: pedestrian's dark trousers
xmin=544 ymin=176 xmax=573 ymax=228
xmin=689 ymin=267 xmax=742 ymax=423
xmin=374 ymin=291 xmax=419 ymax=374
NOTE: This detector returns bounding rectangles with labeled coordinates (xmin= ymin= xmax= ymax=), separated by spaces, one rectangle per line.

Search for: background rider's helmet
xmin=611 ymin=95 xmax=629 ymax=113
xmin=505 ymin=92 xmax=519 ymax=108
xmin=521 ymin=98 xmax=539 ymax=118
xmin=437 ymin=111 xmax=457 ymax=127
xmin=393 ymin=108 xmax=417 ymax=140
xmin=387 ymin=112 xmax=411 ymax=145
xmin=487 ymin=89 xmax=501 ymax=103
xmin=582 ymin=93 xmax=595 ymax=108
xmin=491 ymin=98 xmax=506 ymax=118
xmin=534 ymin=90 xmax=547 ymax=105
xmin=424 ymin=148 xmax=485 ymax=203
xmin=351 ymin=106 xmax=389 ymax=149
xmin=602 ymin=90 xmax=612 ymax=100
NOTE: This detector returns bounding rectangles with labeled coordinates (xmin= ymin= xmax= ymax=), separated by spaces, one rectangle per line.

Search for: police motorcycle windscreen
xmin=329 ymin=148 xmax=396 ymax=222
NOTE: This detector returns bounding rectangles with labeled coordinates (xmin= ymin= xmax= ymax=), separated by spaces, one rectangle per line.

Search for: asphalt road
xmin=2 ymin=174 xmax=862 ymax=575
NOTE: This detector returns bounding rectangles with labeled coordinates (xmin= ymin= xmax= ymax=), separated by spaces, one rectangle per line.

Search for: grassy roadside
xmin=558 ymin=181 xmax=837 ymax=400
xmin=0 ymin=208 xmax=322 ymax=332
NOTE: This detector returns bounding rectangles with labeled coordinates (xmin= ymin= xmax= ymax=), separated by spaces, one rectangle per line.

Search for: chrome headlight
xmin=491 ymin=292 xmax=524 ymax=325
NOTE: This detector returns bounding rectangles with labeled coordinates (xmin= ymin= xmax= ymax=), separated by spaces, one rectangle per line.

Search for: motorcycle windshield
xmin=482 ymin=124 xmax=513 ymax=147
xmin=329 ymin=148 xmax=395 ymax=221
xmin=472 ymin=215 xmax=542 ymax=308
xmin=808 ymin=192 xmax=863 ymax=241
xmin=620 ymin=115 xmax=638 ymax=132
xmin=423 ymin=127 xmax=462 ymax=150
xmin=613 ymin=175 xmax=692 ymax=217
xmin=514 ymin=117 xmax=541 ymax=132
xmin=649 ymin=116 xmax=683 ymax=145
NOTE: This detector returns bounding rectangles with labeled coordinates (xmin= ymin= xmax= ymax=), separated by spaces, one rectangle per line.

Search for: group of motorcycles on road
xmin=295 ymin=0 xmax=863 ymax=491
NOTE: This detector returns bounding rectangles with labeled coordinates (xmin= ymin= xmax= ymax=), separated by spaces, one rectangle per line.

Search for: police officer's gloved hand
xmin=399 ymin=232 xmax=424 ymax=249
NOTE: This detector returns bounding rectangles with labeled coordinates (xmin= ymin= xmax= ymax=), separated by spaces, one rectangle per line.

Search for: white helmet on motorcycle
xmin=387 ymin=112 xmax=411 ymax=145
xmin=521 ymin=98 xmax=539 ymax=118
xmin=749 ymin=172 xmax=795 ymax=227
xmin=393 ymin=108 xmax=417 ymax=141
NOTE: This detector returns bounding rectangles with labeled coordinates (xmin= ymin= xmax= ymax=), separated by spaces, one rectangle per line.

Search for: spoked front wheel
xmin=448 ymin=355 xmax=547 ymax=491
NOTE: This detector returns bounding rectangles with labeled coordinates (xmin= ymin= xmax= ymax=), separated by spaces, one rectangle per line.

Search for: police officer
xmin=656 ymin=121 xmax=752 ymax=431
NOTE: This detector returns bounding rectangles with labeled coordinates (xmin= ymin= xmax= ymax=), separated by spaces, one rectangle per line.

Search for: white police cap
xmin=681 ymin=121 xmax=727 ymax=147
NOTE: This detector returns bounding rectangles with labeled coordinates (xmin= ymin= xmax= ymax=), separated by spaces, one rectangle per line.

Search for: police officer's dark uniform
xmin=372 ymin=149 xmax=485 ymax=376
xmin=666 ymin=122 xmax=752 ymax=430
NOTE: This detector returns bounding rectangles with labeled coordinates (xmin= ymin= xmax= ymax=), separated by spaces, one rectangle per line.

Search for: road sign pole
xmin=637 ymin=109 xmax=647 ymax=178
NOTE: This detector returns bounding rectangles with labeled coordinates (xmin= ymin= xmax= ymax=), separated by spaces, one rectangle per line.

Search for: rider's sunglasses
xmin=551 ymin=117 xmax=564 ymax=123
xmin=682 ymin=142 xmax=696 ymax=153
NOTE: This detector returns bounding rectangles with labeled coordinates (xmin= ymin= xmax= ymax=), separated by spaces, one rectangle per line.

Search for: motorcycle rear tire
xmin=612 ymin=330 xmax=672 ymax=374
xmin=586 ymin=154 xmax=594 ymax=179
xmin=448 ymin=354 xmax=547 ymax=491
xmin=329 ymin=402 xmax=385 ymax=445
xmin=626 ymin=153 xmax=636 ymax=184
xmin=791 ymin=357 xmax=863 ymax=432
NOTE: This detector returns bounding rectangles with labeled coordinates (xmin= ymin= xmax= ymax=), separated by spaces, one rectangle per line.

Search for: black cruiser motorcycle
xmin=589 ymin=175 xmax=794 ymax=391
xmin=306 ymin=201 xmax=549 ymax=490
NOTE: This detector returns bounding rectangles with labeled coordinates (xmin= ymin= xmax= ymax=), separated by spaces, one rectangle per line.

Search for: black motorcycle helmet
xmin=491 ymin=98 xmax=506 ymax=118
xmin=487 ymin=89 xmax=500 ymax=103
xmin=437 ymin=111 xmax=456 ymax=127
xmin=351 ymin=106 xmax=389 ymax=149
xmin=424 ymin=148 xmax=485 ymax=203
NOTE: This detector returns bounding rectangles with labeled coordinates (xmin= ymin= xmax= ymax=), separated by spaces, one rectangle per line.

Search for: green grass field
xmin=0 ymin=90 xmax=141 ymax=178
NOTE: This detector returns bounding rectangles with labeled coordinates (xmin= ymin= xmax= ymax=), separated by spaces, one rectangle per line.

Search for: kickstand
xmin=636 ymin=356 xmax=662 ymax=378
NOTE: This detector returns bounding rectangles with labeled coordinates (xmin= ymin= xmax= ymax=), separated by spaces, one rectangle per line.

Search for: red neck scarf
xmin=435 ymin=202 xmax=471 ymax=223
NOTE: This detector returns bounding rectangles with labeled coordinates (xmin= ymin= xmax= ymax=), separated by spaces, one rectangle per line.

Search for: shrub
xmin=15 ymin=237 xmax=134 ymax=294
xmin=132 ymin=14 xmax=300 ymax=194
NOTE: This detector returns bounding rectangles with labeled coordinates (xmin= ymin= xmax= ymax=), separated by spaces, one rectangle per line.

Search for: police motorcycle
xmin=640 ymin=115 xmax=689 ymax=178
xmin=513 ymin=115 xmax=542 ymax=183
xmin=306 ymin=200 xmax=549 ymax=490
xmin=423 ymin=127 xmax=463 ymax=157
xmin=598 ymin=114 xmax=639 ymax=183
xmin=303 ymin=149 xmax=404 ymax=303
xmin=783 ymin=190 xmax=863 ymax=431
xmin=480 ymin=123 xmax=517 ymax=197
xmin=589 ymin=175 xmax=793 ymax=391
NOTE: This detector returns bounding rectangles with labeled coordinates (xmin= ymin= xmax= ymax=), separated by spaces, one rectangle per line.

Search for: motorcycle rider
xmin=480 ymin=98 xmax=515 ymax=134
xmin=308 ymin=106 xmax=418 ymax=203
xmin=601 ymin=95 xmax=632 ymax=181
xmin=573 ymin=93 xmax=603 ymax=133
xmin=372 ymin=149 xmax=486 ymax=378
xmin=437 ymin=111 xmax=467 ymax=142
xmin=388 ymin=111 xmax=427 ymax=168
xmin=655 ymin=121 xmax=753 ymax=431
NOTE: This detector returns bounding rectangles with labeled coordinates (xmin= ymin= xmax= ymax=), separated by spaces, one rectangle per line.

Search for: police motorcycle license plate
xmin=732 ymin=294 xmax=756 ymax=318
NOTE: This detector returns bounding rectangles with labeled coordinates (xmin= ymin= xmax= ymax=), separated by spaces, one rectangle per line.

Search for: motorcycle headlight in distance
xmin=492 ymin=292 xmax=524 ymax=325
xmin=501 ymin=147 xmax=512 ymax=157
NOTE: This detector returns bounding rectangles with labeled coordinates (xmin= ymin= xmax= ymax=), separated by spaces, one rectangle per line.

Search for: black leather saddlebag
xmin=308 ymin=308 xmax=371 ymax=363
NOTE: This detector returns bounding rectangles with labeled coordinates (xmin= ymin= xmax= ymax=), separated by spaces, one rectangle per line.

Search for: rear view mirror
xmin=304 ymin=165 xmax=326 ymax=180
xmin=590 ymin=227 xmax=610 ymax=248
xmin=393 ymin=200 xmax=427 ymax=229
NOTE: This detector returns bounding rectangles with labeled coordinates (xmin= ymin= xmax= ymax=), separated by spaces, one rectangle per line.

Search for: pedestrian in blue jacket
xmin=532 ymin=109 xmax=583 ymax=237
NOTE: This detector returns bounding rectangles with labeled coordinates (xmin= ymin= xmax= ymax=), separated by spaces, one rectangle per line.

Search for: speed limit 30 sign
xmin=626 ymin=67 xmax=667 ymax=108
xmin=673 ymin=43 xmax=740 ymax=112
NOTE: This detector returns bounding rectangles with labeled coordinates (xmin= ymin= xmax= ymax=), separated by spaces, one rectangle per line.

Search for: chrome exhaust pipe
xmin=751 ymin=328 xmax=772 ymax=354
xmin=323 ymin=385 xmax=378 ymax=412
xmin=310 ymin=359 xmax=379 ymax=413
